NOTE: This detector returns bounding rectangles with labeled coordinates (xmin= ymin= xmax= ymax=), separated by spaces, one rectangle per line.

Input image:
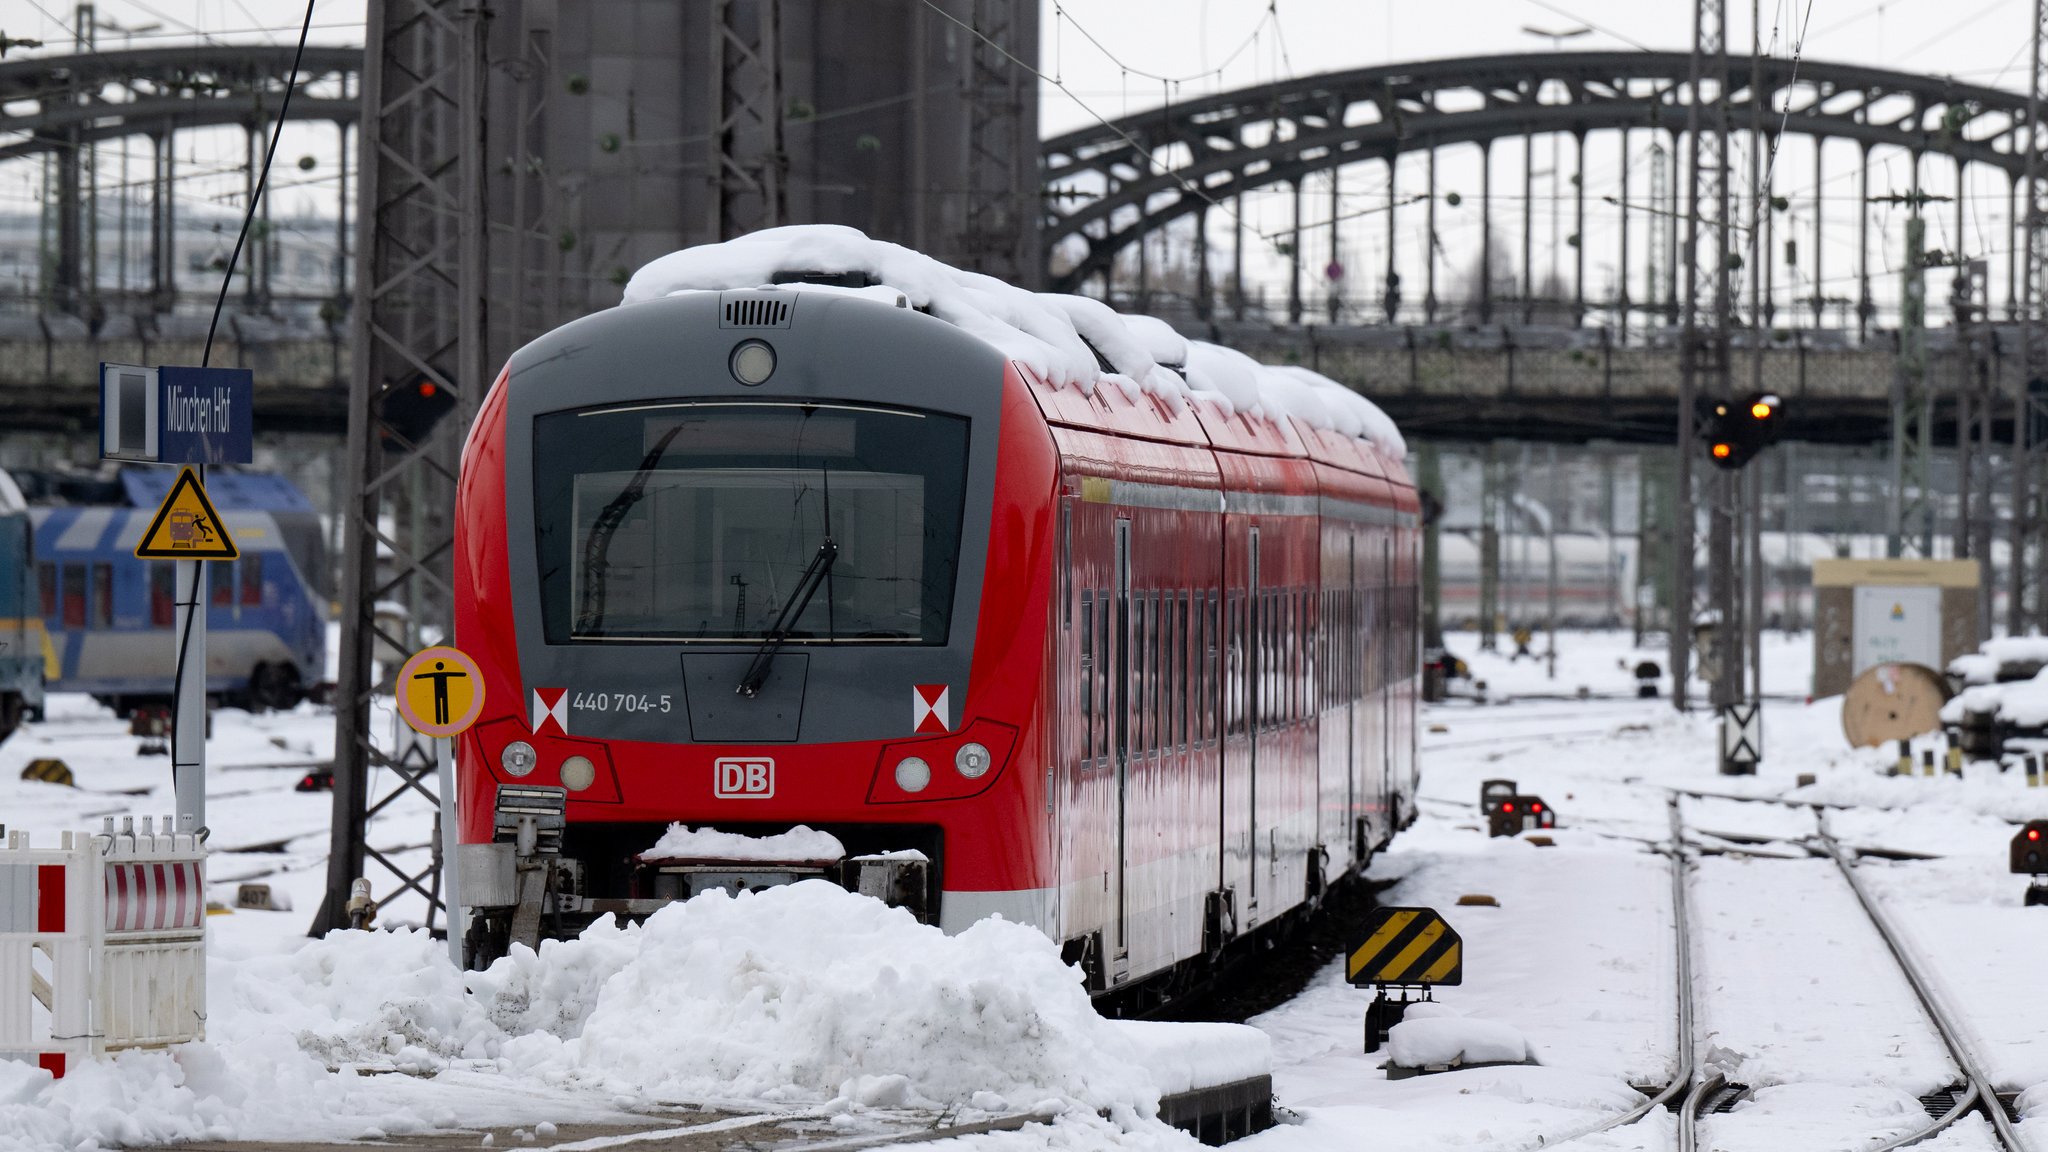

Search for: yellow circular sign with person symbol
xmin=396 ymin=646 xmax=485 ymax=737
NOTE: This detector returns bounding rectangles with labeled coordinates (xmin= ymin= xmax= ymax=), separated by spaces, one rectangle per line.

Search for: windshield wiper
xmin=736 ymin=538 xmax=838 ymax=697
xmin=576 ymin=423 xmax=685 ymax=635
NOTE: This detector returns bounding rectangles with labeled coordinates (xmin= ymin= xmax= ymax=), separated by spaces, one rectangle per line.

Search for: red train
xmin=451 ymin=232 xmax=1420 ymax=1001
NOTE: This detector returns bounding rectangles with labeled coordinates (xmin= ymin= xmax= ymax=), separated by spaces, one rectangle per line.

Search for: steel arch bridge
xmin=0 ymin=43 xmax=361 ymax=313
xmin=1040 ymin=50 xmax=2035 ymax=322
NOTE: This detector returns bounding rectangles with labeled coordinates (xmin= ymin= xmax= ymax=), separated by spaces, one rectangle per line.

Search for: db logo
xmin=714 ymin=757 xmax=774 ymax=799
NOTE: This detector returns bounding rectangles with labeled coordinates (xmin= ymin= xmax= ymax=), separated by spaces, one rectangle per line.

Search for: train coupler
xmin=495 ymin=785 xmax=567 ymax=950
xmin=849 ymin=852 xmax=931 ymax=923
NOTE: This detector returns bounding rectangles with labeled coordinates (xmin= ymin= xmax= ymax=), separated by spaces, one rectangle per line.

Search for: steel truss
xmin=316 ymin=0 xmax=486 ymax=935
xmin=1043 ymin=50 xmax=2042 ymax=300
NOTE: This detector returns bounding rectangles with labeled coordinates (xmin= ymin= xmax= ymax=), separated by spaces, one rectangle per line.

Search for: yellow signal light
xmin=1712 ymin=443 xmax=1733 ymax=459
xmin=1750 ymin=401 xmax=1774 ymax=419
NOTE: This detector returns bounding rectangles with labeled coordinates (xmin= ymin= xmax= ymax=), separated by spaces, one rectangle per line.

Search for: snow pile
xmin=0 ymin=881 xmax=1217 ymax=1150
xmin=1942 ymin=665 xmax=2048 ymax=727
xmin=1384 ymin=1003 xmax=1533 ymax=1069
xmin=622 ymin=224 xmax=1405 ymax=461
xmin=484 ymin=880 xmax=1161 ymax=1115
xmin=1949 ymin=635 xmax=2048 ymax=686
xmin=639 ymin=823 xmax=845 ymax=863
xmin=1111 ymin=1020 xmax=1272 ymax=1097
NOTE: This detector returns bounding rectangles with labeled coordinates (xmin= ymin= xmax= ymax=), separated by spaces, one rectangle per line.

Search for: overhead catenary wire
xmin=199 ymin=0 xmax=315 ymax=367
xmin=915 ymin=0 xmax=1287 ymax=260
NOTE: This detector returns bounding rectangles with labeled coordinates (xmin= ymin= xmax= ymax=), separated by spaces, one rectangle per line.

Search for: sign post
xmin=108 ymin=358 xmax=253 ymax=841
xmin=134 ymin=467 xmax=239 ymax=836
xmin=394 ymin=645 xmax=485 ymax=965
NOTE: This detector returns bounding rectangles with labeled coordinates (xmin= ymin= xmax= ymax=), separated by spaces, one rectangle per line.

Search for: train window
xmin=533 ymin=401 xmax=971 ymax=644
xmin=1225 ymin=592 xmax=1242 ymax=738
xmin=1280 ymin=590 xmax=1291 ymax=724
xmin=1080 ymin=593 xmax=1095 ymax=765
xmin=1059 ymin=503 xmax=1072 ymax=629
xmin=1200 ymin=591 xmax=1213 ymax=744
xmin=211 ymin=561 xmax=233 ymax=607
xmin=1254 ymin=590 xmax=1267 ymax=732
xmin=241 ymin=554 xmax=264 ymax=605
xmin=1207 ymin=591 xmax=1220 ymax=743
xmin=1178 ymin=592 xmax=1190 ymax=750
xmin=91 ymin=564 xmax=112 ymax=629
xmin=37 ymin=563 xmax=54 ymax=619
xmin=1102 ymin=587 xmax=1115 ymax=758
xmin=1154 ymin=590 xmax=1167 ymax=754
xmin=150 ymin=563 xmax=175 ymax=628
xmin=1171 ymin=590 xmax=1187 ymax=754
xmin=1143 ymin=592 xmax=1158 ymax=756
xmin=60 ymin=563 xmax=85 ymax=628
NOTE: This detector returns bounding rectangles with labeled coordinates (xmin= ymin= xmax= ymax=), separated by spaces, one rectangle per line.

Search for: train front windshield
xmin=534 ymin=400 xmax=970 ymax=645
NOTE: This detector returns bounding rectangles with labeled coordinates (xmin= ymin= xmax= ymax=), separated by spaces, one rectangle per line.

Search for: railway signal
xmin=2011 ymin=820 xmax=2048 ymax=906
xmin=379 ymin=376 xmax=458 ymax=449
xmin=1488 ymin=795 xmax=1557 ymax=838
xmin=1479 ymin=779 xmax=1517 ymax=816
xmin=1349 ymin=906 xmax=1463 ymax=1052
xmin=1703 ymin=392 xmax=1783 ymax=470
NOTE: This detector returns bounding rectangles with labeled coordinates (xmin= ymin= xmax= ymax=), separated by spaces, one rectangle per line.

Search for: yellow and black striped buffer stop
xmin=1347 ymin=906 xmax=1463 ymax=987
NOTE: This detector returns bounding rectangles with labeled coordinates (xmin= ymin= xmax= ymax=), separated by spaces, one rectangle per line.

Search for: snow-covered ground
xmin=3 ymin=629 xmax=2047 ymax=1150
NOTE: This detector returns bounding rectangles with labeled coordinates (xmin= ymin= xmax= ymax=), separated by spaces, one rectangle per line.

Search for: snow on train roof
xmin=622 ymin=225 xmax=1406 ymax=461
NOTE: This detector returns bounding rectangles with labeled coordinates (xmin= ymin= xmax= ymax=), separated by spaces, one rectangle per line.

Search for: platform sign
xmin=396 ymin=646 xmax=485 ymax=738
xmin=99 ymin=362 xmax=252 ymax=465
xmin=134 ymin=467 xmax=238 ymax=560
xmin=1347 ymin=906 xmax=1462 ymax=987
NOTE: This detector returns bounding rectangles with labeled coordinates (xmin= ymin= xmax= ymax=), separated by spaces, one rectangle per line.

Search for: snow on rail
xmin=623 ymin=224 xmax=1406 ymax=461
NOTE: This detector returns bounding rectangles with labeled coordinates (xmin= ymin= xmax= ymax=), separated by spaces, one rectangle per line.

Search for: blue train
xmin=19 ymin=468 xmax=328 ymax=715
xmin=0 ymin=471 xmax=47 ymax=741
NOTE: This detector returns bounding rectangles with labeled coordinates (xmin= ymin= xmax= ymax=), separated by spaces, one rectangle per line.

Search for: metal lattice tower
xmin=2018 ymin=0 xmax=2048 ymax=633
xmin=708 ymin=0 xmax=787 ymax=240
xmin=317 ymin=0 xmax=487 ymax=935
xmin=1671 ymin=0 xmax=1733 ymax=712
xmin=959 ymin=0 xmax=1038 ymax=285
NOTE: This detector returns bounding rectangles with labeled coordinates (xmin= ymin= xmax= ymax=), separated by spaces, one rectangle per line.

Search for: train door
xmin=1113 ymin=518 xmax=1132 ymax=966
xmin=1246 ymin=525 xmax=1261 ymax=914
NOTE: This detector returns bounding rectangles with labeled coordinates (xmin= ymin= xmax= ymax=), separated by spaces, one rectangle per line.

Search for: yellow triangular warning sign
xmin=134 ymin=466 xmax=238 ymax=560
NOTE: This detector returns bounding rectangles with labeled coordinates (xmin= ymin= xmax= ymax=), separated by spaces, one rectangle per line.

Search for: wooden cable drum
xmin=1840 ymin=662 xmax=1950 ymax=748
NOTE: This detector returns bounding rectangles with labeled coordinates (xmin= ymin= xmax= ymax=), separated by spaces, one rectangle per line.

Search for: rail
xmin=1815 ymin=821 xmax=2025 ymax=1151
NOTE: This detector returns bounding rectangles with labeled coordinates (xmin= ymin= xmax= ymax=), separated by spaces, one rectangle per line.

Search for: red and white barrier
xmin=0 ymin=817 xmax=206 ymax=1077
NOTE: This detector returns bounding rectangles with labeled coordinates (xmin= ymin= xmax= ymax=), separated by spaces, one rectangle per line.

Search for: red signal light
xmin=1532 ymin=802 xmax=1543 ymax=812
xmin=2031 ymin=829 xmax=2041 ymax=842
xmin=418 ymin=381 xmax=437 ymax=398
xmin=1502 ymin=803 xmax=1515 ymax=813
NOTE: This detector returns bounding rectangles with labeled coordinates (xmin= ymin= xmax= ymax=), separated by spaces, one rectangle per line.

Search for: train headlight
xmin=560 ymin=755 xmax=596 ymax=792
xmin=730 ymin=339 xmax=777 ymax=386
xmin=954 ymin=742 xmax=991 ymax=779
xmin=501 ymin=741 xmax=537 ymax=777
xmin=894 ymin=756 xmax=932 ymax=793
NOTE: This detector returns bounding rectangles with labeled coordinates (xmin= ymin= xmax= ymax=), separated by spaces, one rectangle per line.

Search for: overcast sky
xmin=1034 ymin=0 xmax=2029 ymax=134
xmin=0 ymin=0 xmax=2022 ymax=322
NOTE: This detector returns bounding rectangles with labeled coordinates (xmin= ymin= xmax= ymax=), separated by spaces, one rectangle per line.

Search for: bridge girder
xmin=1042 ymin=50 xmax=2033 ymax=294
xmin=0 ymin=44 xmax=361 ymax=156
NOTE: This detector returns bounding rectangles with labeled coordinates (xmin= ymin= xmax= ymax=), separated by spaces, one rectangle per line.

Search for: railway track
xmin=1503 ymin=796 xmax=2026 ymax=1152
